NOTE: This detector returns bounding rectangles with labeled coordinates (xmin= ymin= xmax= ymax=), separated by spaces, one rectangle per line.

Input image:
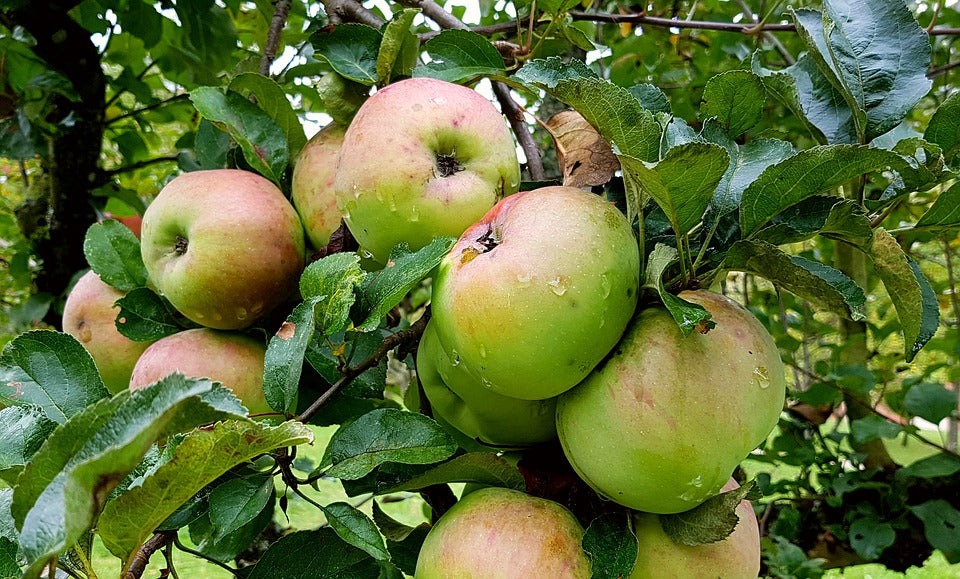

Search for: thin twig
xmin=106 ymin=93 xmax=190 ymax=125
xmin=569 ymin=10 xmax=795 ymax=32
xmin=928 ymin=60 xmax=960 ymax=78
xmin=492 ymin=81 xmax=544 ymax=181
xmin=123 ymin=533 xmax=172 ymax=579
xmin=103 ymin=155 xmax=180 ymax=178
xmin=732 ymin=0 xmax=795 ymax=65
xmin=260 ymin=0 xmax=292 ymax=76
xmin=105 ymin=59 xmax=157 ymax=110
xmin=297 ymin=313 xmax=431 ymax=423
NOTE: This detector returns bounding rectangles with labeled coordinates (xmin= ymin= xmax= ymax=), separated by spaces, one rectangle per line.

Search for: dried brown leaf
xmin=546 ymin=110 xmax=620 ymax=188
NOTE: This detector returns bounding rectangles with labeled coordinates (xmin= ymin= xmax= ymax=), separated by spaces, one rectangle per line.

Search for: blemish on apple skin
xmin=277 ymin=322 xmax=296 ymax=340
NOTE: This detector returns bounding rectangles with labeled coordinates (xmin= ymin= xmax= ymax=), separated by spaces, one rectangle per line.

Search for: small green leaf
xmin=315 ymin=72 xmax=369 ymax=126
xmin=514 ymin=57 xmax=597 ymax=87
xmin=539 ymin=0 xmax=579 ymax=15
xmin=82 ymin=220 xmax=147 ymax=292
xmin=377 ymin=9 xmax=420 ymax=86
xmin=700 ymin=70 xmax=765 ymax=137
xmin=904 ymin=383 xmax=958 ymax=424
xmin=229 ymin=73 xmax=308 ymax=160
xmin=209 ymin=475 xmax=275 ymax=542
xmin=321 ymin=502 xmax=391 ymax=562
xmin=618 ymin=142 xmax=729 ymax=234
xmin=818 ymin=200 xmax=874 ymax=248
xmin=99 ymin=420 xmax=312 ymax=567
xmin=627 ymin=83 xmax=671 ymax=114
xmin=312 ymin=23 xmax=382 ymax=85
xmin=247 ymin=528 xmax=381 ymax=578
xmin=263 ymin=297 xmax=323 ymax=414
xmin=0 ymin=406 xmax=56 ymax=485
xmin=582 ymin=512 xmax=638 ymax=579
xmin=916 ymin=182 xmax=960 ymax=232
xmin=414 ymin=30 xmax=505 ymax=83
xmin=850 ymin=415 xmax=903 ymax=444
xmin=356 ymin=237 xmax=456 ymax=331
xmin=867 ymin=229 xmax=940 ymax=361
xmin=378 ymin=452 xmax=525 ymax=494
xmin=896 ymin=454 xmax=960 ymax=480
xmin=300 ymin=252 xmax=367 ymax=335
xmin=114 ymin=287 xmax=186 ymax=342
xmin=911 ymin=500 xmax=960 ymax=562
xmin=0 ymin=330 xmax=108 ymax=423
xmin=317 ymin=408 xmax=458 ymax=480
xmin=643 ymin=244 xmax=713 ymax=336
xmin=925 ymin=92 xmax=960 ymax=164
xmin=849 ymin=517 xmax=895 ymax=560
xmin=660 ymin=480 xmax=758 ymax=546
xmin=0 ymin=537 xmax=19 ymax=578
xmin=723 ymin=240 xmax=865 ymax=321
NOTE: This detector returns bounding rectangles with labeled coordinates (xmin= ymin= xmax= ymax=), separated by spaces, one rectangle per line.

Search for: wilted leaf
xmin=83 ymin=220 xmax=147 ymax=292
xmin=546 ymin=110 xmax=619 ymax=188
xmin=643 ymin=244 xmax=713 ymax=335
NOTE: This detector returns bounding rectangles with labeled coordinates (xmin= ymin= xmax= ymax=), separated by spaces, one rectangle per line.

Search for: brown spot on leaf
xmin=546 ymin=110 xmax=619 ymax=188
xmin=276 ymin=322 xmax=296 ymax=340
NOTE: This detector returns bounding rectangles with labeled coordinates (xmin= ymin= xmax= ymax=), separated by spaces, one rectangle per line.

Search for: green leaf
xmin=916 ymin=182 xmax=960 ymax=232
xmin=317 ymin=408 xmax=458 ymax=480
xmin=376 ymin=9 xmax=420 ymax=86
xmin=377 ymin=452 xmax=525 ymax=494
xmin=723 ymin=240 xmax=866 ymax=321
xmin=514 ymin=57 xmax=597 ymax=87
xmin=849 ymin=517 xmax=895 ymax=560
xmin=540 ymin=0 xmax=579 ymax=15
xmin=925 ymin=92 xmax=960 ymax=164
xmin=0 ymin=330 xmax=108 ymax=423
xmin=911 ymin=501 xmax=960 ymax=562
xmin=820 ymin=1 xmax=931 ymax=141
xmin=817 ymin=199 xmax=874 ymax=248
xmin=372 ymin=501 xmax=420 ymax=542
xmin=850 ymin=415 xmax=903 ymax=444
xmin=753 ymin=196 xmax=849 ymax=245
xmin=312 ymin=23 xmax=383 ymax=86
xmin=114 ymin=287 xmax=185 ymax=342
xmin=700 ymin=70 xmax=765 ymax=137
xmin=13 ymin=375 xmax=249 ymax=574
xmin=321 ymin=501 xmax=391 ymax=562
xmin=660 ymin=480 xmax=758 ymax=546
xmin=618 ymin=142 xmax=728 ymax=234
xmin=356 ymin=237 xmax=456 ymax=331
xmin=627 ymin=83 xmax=671 ymax=114
xmin=82 ymin=220 xmax=147 ymax=292
xmin=190 ymin=492 xmax=274 ymax=564
xmin=208 ymin=475 xmax=275 ymax=542
xmin=300 ymin=252 xmax=367 ymax=335
xmin=263 ymin=297 xmax=323 ymax=414
xmin=385 ymin=525 xmax=429 ymax=576
xmin=904 ymin=383 xmax=958 ymax=424
xmin=315 ymin=72 xmax=369 ymax=126
xmin=189 ymin=87 xmax=289 ymax=185
xmin=896 ymin=454 xmax=960 ymax=480
xmin=229 ymin=73 xmax=308 ymax=160
xmin=99 ymin=420 xmax=312 ymax=567
xmin=643 ymin=244 xmax=713 ymax=335
xmin=867 ymin=229 xmax=940 ymax=362
xmin=414 ymin=29 xmax=505 ymax=83
xmin=0 ymin=406 xmax=56 ymax=485
xmin=582 ymin=512 xmax=638 ymax=579
xmin=247 ymin=528 xmax=381 ymax=578
xmin=739 ymin=144 xmax=906 ymax=237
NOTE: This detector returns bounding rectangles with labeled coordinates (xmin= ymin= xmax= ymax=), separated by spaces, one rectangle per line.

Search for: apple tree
xmin=1 ymin=0 xmax=960 ymax=577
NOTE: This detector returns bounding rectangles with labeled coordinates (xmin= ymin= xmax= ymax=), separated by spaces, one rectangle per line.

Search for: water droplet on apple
xmin=600 ymin=274 xmax=611 ymax=299
xmin=481 ymin=377 xmax=494 ymax=389
xmin=479 ymin=345 xmax=488 ymax=359
xmin=754 ymin=366 xmax=770 ymax=389
xmin=599 ymin=316 xmax=606 ymax=329
xmin=212 ymin=312 xmax=223 ymax=322
xmin=388 ymin=194 xmax=398 ymax=212
xmin=547 ymin=277 xmax=567 ymax=296
xmin=410 ymin=205 xmax=420 ymax=222
xmin=451 ymin=351 xmax=461 ymax=367
xmin=236 ymin=307 xmax=248 ymax=320
xmin=516 ymin=272 xmax=532 ymax=287
xmin=360 ymin=249 xmax=374 ymax=259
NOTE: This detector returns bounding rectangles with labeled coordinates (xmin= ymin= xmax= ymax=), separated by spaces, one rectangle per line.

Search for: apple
xmin=140 ymin=169 xmax=305 ymax=330
xmin=61 ymin=270 xmax=153 ymax=394
xmin=102 ymin=212 xmax=143 ymax=238
xmin=291 ymin=123 xmax=346 ymax=250
xmin=415 ymin=487 xmax=591 ymax=578
xmin=430 ymin=186 xmax=640 ymax=401
xmin=334 ymin=77 xmax=521 ymax=263
xmin=129 ymin=328 xmax=270 ymax=415
xmin=417 ymin=320 xmax=557 ymax=447
xmin=629 ymin=478 xmax=761 ymax=579
xmin=556 ymin=290 xmax=786 ymax=514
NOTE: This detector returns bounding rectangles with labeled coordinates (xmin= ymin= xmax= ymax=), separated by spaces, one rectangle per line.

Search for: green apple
xmin=417 ymin=320 xmax=557 ymax=447
xmin=140 ymin=169 xmax=305 ymax=330
xmin=129 ymin=328 xmax=270 ymax=414
xmin=556 ymin=290 xmax=786 ymax=513
xmin=291 ymin=123 xmax=346 ymax=250
xmin=334 ymin=77 xmax=520 ymax=263
xmin=630 ymin=479 xmax=761 ymax=579
xmin=415 ymin=487 xmax=591 ymax=578
xmin=61 ymin=270 xmax=153 ymax=394
xmin=431 ymin=186 xmax=640 ymax=400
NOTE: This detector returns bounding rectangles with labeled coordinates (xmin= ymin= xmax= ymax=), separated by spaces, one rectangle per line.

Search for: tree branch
xmin=123 ymin=533 xmax=172 ymax=579
xmin=732 ymin=0 xmax=795 ymax=65
xmin=106 ymin=93 xmax=190 ymax=125
xmin=568 ymin=10 xmax=796 ymax=32
xmin=260 ymin=0 xmax=292 ymax=76
xmin=396 ymin=0 xmax=469 ymax=30
xmin=321 ymin=0 xmax=385 ymax=27
xmin=492 ymin=81 xmax=544 ymax=180
xmin=297 ymin=313 xmax=431 ymax=423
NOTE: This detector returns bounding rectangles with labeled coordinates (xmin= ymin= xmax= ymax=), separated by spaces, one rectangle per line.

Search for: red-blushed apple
xmin=291 ymin=123 xmax=346 ymax=250
xmin=334 ymin=77 xmax=520 ymax=263
xmin=62 ymin=270 xmax=153 ymax=394
xmin=129 ymin=328 xmax=270 ymax=414
xmin=102 ymin=213 xmax=143 ymax=238
xmin=140 ymin=169 xmax=305 ymax=330
xmin=629 ymin=479 xmax=761 ymax=579
xmin=430 ymin=186 xmax=640 ymax=400
xmin=415 ymin=487 xmax=591 ymax=578
xmin=417 ymin=321 xmax=557 ymax=447
xmin=556 ymin=290 xmax=786 ymax=514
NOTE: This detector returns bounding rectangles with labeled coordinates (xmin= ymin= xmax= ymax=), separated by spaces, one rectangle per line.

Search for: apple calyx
xmin=436 ymin=152 xmax=464 ymax=177
xmin=174 ymin=235 xmax=188 ymax=255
